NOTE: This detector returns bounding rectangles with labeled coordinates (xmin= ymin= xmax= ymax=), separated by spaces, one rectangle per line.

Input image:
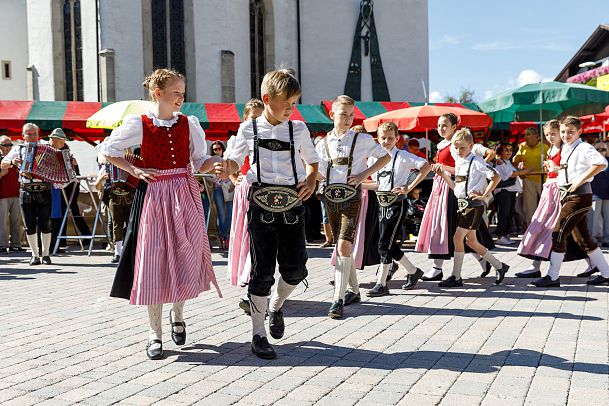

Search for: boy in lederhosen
xmin=221 ymin=69 xmax=319 ymax=359
xmin=317 ymin=95 xmax=390 ymax=319
xmin=434 ymin=128 xmax=509 ymax=286
xmin=531 ymin=116 xmax=609 ymax=287
xmin=364 ymin=122 xmax=431 ymax=297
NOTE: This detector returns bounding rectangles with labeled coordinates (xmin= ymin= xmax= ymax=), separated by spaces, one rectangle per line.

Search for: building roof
xmin=555 ymin=24 xmax=609 ymax=82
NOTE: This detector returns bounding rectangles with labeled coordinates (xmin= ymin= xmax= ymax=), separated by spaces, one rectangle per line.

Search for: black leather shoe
xmin=578 ymin=267 xmax=600 ymax=278
xmin=328 ymin=300 xmax=344 ymax=319
xmin=480 ymin=261 xmax=492 ymax=278
xmin=587 ymin=275 xmax=609 ymax=285
xmin=421 ymin=269 xmax=443 ymax=282
xmin=41 ymin=256 xmax=52 ymax=265
xmin=251 ymin=335 xmax=276 ymax=359
xmin=343 ymin=291 xmax=361 ymax=306
xmin=531 ymin=275 xmax=560 ymax=287
xmin=495 ymin=263 xmax=509 ymax=285
xmin=438 ymin=275 xmax=463 ymax=288
xmin=239 ymin=298 xmax=251 ymax=315
xmin=29 ymin=257 xmax=41 ymax=266
xmin=111 ymin=255 xmax=120 ymax=263
xmin=146 ymin=339 xmax=163 ymax=360
xmin=402 ymin=268 xmax=424 ymax=290
xmin=169 ymin=310 xmax=186 ymax=346
xmin=268 ymin=309 xmax=285 ymax=339
xmin=366 ymin=283 xmax=389 ymax=297
xmin=515 ymin=270 xmax=542 ymax=278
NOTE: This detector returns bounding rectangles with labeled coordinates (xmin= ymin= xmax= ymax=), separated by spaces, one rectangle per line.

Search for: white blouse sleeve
xmin=188 ymin=115 xmax=211 ymax=171
xmin=100 ymin=115 xmax=143 ymax=157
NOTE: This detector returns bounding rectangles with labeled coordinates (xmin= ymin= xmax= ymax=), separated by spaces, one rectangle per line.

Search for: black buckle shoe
xmin=251 ymin=335 xmax=276 ymax=359
xmin=41 ymin=256 xmax=52 ymax=265
xmin=343 ymin=291 xmax=361 ymax=306
xmin=402 ymin=268 xmax=424 ymax=290
xmin=111 ymin=255 xmax=120 ymax=263
xmin=239 ymin=298 xmax=251 ymax=315
xmin=169 ymin=310 xmax=186 ymax=346
xmin=146 ymin=339 xmax=163 ymax=360
xmin=268 ymin=309 xmax=285 ymax=339
xmin=328 ymin=300 xmax=344 ymax=319
xmin=421 ymin=269 xmax=443 ymax=281
xmin=531 ymin=275 xmax=560 ymax=287
xmin=480 ymin=261 xmax=492 ymax=278
xmin=515 ymin=270 xmax=542 ymax=278
xmin=366 ymin=283 xmax=389 ymax=297
xmin=29 ymin=257 xmax=41 ymax=266
xmin=587 ymin=275 xmax=609 ymax=285
xmin=438 ymin=275 xmax=463 ymax=288
xmin=578 ymin=267 xmax=600 ymax=278
xmin=495 ymin=263 xmax=509 ymax=285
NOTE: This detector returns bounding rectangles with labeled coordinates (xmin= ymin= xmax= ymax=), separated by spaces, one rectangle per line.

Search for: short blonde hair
xmin=260 ymin=68 xmax=301 ymax=99
xmin=331 ymin=95 xmax=355 ymax=111
xmin=452 ymin=128 xmax=474 ymax=144
xmin=22 ymin=122 xmax=39 ymax=134
xmin=543 ymin=119 xmax=559 ymax=133
xmin=377 ymin=122 xmax=399 ymax=138
xmin=143 ymin=68 xmax=185 ymax=101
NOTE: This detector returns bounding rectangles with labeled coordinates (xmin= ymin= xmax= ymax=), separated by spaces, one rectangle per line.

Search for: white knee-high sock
xmin=171 ymin=301 xmax=185 ymax=333
xmin=26 ymin=234 xmax=39 ymax=258
xmin=377 ymin=263 xmax=391 ymax=286
xmin=482 ymin=250 xmax=502 ymax=270
xmin=587 ymin=248 xmax=609 ymax=278
xmin=452 ymin=252 xmax=464 ymax=279
xmin=148 ymin=304 xmax=163 ymax=342
xmin=269 ymin=277 xmax=297 ymax=312
xmin=249 ymin=294 xmax=268 ymax=338
xmin=547 ymin=251 xmax=565 ymax=280
xmin=346 ymin=256 xmax=359 ymax=294
xmin=398 ymin=254 xmax=416 ymax=274
xmin=41 ymin=233 xmax=52 ymax=257
xmin=333 ymin=256 xmax=350 ymax=301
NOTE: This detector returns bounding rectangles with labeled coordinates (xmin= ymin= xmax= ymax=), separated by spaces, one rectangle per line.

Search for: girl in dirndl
xmin=226 ymin=99 xmax=264 ymax=315
xmin=516 ymin=119 xmax=592 ymax=278
xmin=416 ymin=113 xmax=496 ymax=282
xmin=102 ymin=68 xmax=221 ymax=360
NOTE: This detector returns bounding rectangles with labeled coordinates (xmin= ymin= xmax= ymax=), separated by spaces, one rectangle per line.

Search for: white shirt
xmin=100 ymin=112 xmax=210 ymax=171
xmin=316 ymin=129 xmax=387 ymax=185
xmin=558 ymin=138 xmax=608 ymax=186
xmin=225 ymin=115 xmax=319 ymax=185
xmin=454 ymin=153 xmax=497 ymax=199
xmin=437 ymin=139 xmax=489 ymax=162
xmin=493 ymin=158 xmax=522 ymax=193
xmin=370 ymin=147 xmax=427 ymax=192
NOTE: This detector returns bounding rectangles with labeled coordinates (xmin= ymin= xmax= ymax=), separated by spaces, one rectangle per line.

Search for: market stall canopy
xmin=478 ymin=81 xmax=609 ymax=123
xmin=362 ymin=105 xmax=493 ymax=132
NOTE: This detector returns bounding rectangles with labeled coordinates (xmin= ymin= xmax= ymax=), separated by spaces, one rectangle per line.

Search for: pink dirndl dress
xmin=227 ymin=179 xmax=252 ymax=286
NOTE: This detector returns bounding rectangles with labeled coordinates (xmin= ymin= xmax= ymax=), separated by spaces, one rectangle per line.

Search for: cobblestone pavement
xmin=1 ymin=243 xmax=608 ymax=406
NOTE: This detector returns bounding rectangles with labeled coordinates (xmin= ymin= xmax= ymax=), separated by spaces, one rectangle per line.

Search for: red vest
xmin=140 ymin=115 xmax=191 ymax=169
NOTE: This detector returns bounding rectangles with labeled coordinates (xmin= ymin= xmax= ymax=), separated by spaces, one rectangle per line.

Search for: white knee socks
xmin=269 ymin=277 xmax=297 ymax=312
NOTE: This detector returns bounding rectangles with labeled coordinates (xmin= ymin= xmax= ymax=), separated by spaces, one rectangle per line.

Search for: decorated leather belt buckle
xmin=251 ymin=186 xmax=301 ymax=213
xmin=323 ymin=183 xmax=358 ymax=203
xmin=376 ymin=192 xmax=402 ymax=207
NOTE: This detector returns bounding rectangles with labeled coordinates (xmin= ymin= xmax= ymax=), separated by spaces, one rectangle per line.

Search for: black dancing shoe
xmin=169 ymin=310 xmax=186 ymax=346
xmin=111 ymin=255 xmax=120 ymax=263
xmin=29 ymin=257 xmax=41 ymax=266
xmin=495 ymin=263 xmax=509 ymax=285
xmin=366 ymin=284 xmax=389 ymax=297
xmin=268 ymin=309 xmax=285 ymax=339
xmin=480 ymin=261 xmax=492 ymax=278
xmin=531 ymin=275 xmax=560 ymax=287
xmin=146 ymin=339 xmax=163 ymax=360
xmin=438 ymin=275 xmax=463 ymax=288
xmin=402 ymin=268 xmax=425 ymax=290
xmin=515 ymin=270 xmax=542 ymax=278
xmin=251 ymin=335 xmax=276 ymax=359
xmin=328 ymin=300 xmax=344 ymax=319
xmin=421 ymin=269 xmax=443 ymax=282
xmin=239 ymin=298 xmax=251 ymax=315
xmin=41 ymin=256 xmax=52 ymax=265
xmin=343 ymin=291 xmax=361 ymax=306
xmin=578 ymin=267 xmax=600 ymax=278
xmin=586 ymin=275 xmax=609 ymax=286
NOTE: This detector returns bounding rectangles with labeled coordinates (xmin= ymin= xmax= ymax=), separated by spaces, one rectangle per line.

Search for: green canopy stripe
xmin=26 ymin=101 xmax=68 ymax=131
xmin=355 ymin=102 xmax=388 ymax=117
xmin=180 ymin=103 xmax=209 ymax=129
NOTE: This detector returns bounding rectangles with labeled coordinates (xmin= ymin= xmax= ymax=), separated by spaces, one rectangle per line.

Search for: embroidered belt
xmin=21 ymin=183 xmax=51 ymax=192
xmin=376 ymin=191 xmax=405 ymax=207
xmin=323 ymin=183 xmax=358 ymax=204
xmin=249 ymin=184 xmax=301 ymax=213
xmin=558 ymin=183 xmax=592 ymax=204
xmin=457 ymin=198 xmax=484 ymax=213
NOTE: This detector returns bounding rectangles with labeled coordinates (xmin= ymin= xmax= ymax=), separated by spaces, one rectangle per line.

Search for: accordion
xmin=20 ymin=142 xmax=77 ymax=186
xmin=109 ymin=153 xmax=144 ymax=191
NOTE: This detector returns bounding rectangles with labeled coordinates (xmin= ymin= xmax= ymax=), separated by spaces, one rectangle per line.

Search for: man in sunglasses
xmin=0 ymin=135 xmax=24 ymax=253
